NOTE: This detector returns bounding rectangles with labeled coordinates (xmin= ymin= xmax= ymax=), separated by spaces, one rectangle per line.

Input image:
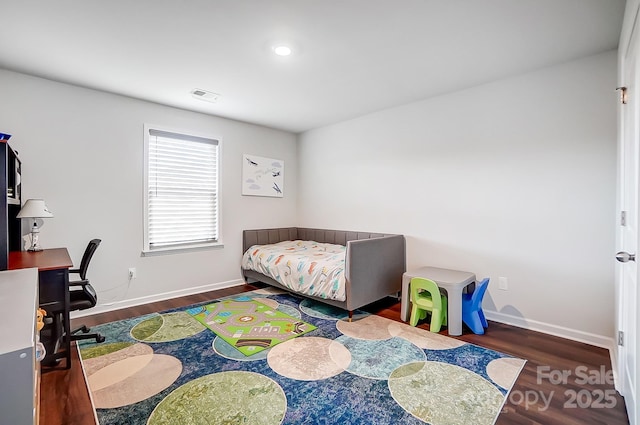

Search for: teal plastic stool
xmin=409 ymin=277 xmax=448 ymax=332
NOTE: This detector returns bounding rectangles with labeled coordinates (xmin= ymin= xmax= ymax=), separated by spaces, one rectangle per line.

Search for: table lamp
xmin=16 ymin=199 xmax=54 ymax=251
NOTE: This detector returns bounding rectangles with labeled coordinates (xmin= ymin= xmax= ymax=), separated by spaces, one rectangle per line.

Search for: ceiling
xmin=0 ymin=0 xmax=626 ymax=133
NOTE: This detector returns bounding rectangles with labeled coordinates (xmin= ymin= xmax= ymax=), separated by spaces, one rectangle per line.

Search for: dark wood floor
xmin=41 ymin=284 xmax=629 ymax=425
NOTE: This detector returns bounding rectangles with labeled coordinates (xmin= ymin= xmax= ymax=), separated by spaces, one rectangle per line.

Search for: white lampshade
xmin=17 ymin=199 xmax=54 ymax=219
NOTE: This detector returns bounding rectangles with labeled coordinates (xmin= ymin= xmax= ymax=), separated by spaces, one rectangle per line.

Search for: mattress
xmin=241 ymin=240 xmax=347 ymax=301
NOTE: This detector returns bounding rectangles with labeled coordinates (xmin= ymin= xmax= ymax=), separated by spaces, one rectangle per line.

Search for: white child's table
xmin=401 ymin=266 xmax=476 ymax=336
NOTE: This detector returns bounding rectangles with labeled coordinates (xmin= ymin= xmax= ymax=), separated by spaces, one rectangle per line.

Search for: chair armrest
xmin=69 ymin=268 xmax=80 ymax=274
xmin=69 ymin=279 xmax=89 ymax=288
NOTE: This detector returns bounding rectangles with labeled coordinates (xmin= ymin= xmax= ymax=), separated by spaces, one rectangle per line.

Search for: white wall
xmin=0 ymin=50 xmax=618 ymax=347
xmin=298 ymin=51 xmax=618 ymax=346
xmin=0 ymin=69 xmax=297 ymax=314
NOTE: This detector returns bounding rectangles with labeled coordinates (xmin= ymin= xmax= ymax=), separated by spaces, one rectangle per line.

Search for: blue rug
xmin=78 ymin=288 xmax=525 ymax=425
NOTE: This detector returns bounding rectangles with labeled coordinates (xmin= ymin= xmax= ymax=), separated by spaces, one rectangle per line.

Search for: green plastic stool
xmin=409 ymin=277 xmax=448 ymax=332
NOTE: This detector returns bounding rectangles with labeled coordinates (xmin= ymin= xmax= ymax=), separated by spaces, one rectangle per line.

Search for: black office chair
xmin=68 ymin=239 xmax=105 ymax=343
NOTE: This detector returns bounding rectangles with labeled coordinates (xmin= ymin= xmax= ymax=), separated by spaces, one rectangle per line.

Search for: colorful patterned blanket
xmin=241 ymin=240 xmax=347 ymax=301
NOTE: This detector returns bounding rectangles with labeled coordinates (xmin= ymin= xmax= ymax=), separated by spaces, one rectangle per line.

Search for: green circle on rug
xmin=131 ymin=312 xmax=205 ymax=342
xmin=79 ymin=341 xmax=135 ymax=360
xmin=148 ymin=371 xmax=286 ymax=425
xmin=389 ymin=361 xmax=504 ymax=425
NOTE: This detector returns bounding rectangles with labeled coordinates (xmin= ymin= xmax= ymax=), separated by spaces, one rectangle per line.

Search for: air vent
xmin=191 ymin=88 xmax=220 ymax=103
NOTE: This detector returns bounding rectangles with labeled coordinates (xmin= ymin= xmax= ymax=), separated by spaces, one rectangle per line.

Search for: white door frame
xmin=617 ymin=2 xmax=640 ymax=424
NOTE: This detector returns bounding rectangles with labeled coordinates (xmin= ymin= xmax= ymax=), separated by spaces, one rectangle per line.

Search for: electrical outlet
xmin=128 ymin=267 xmax=137 ymax=279
xmin=498 ymin=276 xmax=508 ymax=290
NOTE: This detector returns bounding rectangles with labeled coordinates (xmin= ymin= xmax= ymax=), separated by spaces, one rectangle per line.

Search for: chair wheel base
xmin=70 ymin=331 xmax=106 ymax=343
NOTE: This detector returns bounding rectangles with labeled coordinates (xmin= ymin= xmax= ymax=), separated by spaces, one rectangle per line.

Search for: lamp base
xmin=27 ymin=227 xmax=42 ymax=252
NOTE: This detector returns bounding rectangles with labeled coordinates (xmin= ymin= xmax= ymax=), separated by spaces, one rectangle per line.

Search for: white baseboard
xmin=609 ymin=344 xmax=621 ymax=392
xmin=484 ymin=310 xmax=616 ymax=352
xmin=485 ymin=310 xmax=621 ymax=391
xmin=71 ymin=278 xmax=245 ymax=319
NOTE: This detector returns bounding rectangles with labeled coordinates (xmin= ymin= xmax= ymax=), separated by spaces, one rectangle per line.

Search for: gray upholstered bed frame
xmin=242 ymin=227 xmax=406 ymax=316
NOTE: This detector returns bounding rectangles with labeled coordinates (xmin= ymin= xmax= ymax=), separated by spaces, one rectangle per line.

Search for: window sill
xmin=141 ymin=242 xmax=224 ymax=257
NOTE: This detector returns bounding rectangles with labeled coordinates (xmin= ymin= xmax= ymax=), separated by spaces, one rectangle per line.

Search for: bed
xmin=242 ymin=227 xmax=406 ymax=318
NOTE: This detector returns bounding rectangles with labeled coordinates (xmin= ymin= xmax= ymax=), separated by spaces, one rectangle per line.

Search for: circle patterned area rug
xmin=78 ymin=290 xmax=525 ymax=425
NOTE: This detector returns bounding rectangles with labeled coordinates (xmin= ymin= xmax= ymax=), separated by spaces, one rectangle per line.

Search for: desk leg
xmin=400 ymin=274 xmax=412 ymax=322
xmin=447 ymin=289 xmax=463 ymax=336
xmin=62 ymin=269 xmax=70 ymax=369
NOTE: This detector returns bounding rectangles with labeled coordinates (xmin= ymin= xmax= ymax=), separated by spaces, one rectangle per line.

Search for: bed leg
xmin=348 ymin=311 xmax=353 ymax=322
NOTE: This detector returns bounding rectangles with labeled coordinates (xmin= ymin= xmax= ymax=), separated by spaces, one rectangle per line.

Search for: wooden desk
xmin=9 ymin=248 xmax=73 ymax=271
xmin=9 ymin=248 xmax=73 ymax=369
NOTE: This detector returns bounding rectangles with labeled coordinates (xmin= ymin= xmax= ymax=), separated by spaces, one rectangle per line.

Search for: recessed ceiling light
xmin=273 ymin=45 xmax=292 ymax=56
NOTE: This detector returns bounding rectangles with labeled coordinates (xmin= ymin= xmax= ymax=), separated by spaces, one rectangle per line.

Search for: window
xmin=143 ymin=125 xmax=220 ymax=253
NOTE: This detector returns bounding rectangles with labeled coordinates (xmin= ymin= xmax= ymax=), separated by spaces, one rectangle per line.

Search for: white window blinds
xmin=146 ymin=128 xmax=219 ymax=250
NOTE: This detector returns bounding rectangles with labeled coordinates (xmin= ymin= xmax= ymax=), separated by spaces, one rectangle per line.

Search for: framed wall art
xmin=241 ymin=154 xmax=284 ymax=198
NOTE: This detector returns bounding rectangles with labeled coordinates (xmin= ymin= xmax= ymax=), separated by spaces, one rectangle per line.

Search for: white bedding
xmin=241 ymin=240 xmax=347 ymax=301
